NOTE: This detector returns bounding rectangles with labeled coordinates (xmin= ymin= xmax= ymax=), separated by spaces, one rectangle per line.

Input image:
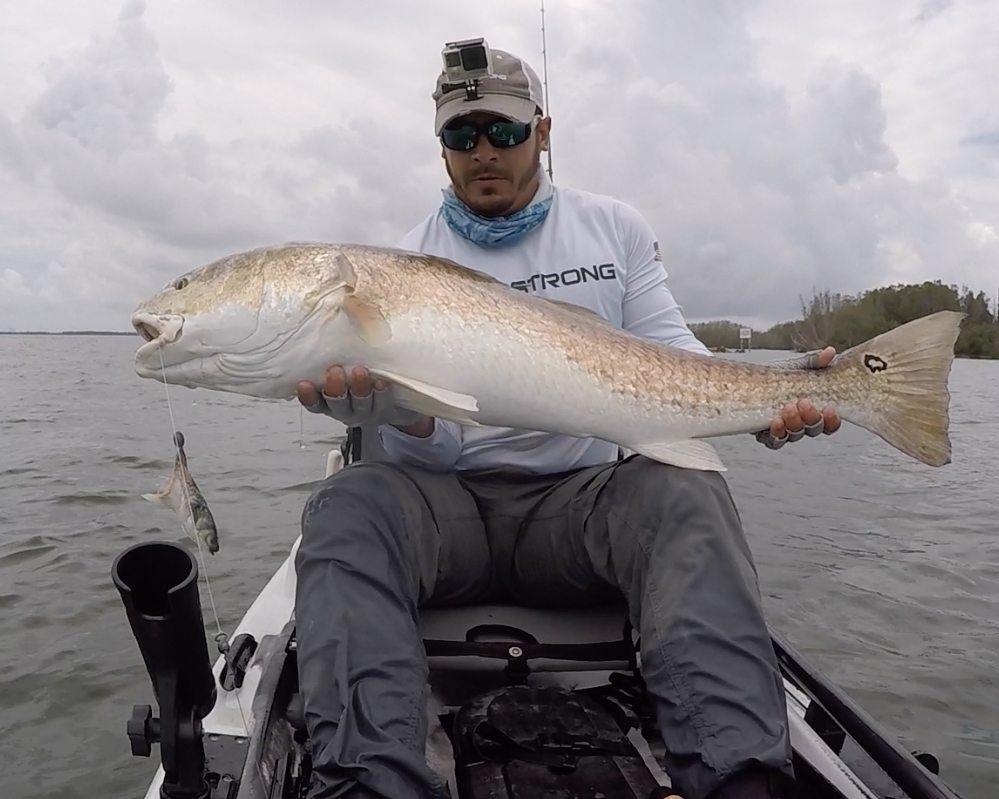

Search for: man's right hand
xmin=296 ymin=365 xmax=434 ymax=438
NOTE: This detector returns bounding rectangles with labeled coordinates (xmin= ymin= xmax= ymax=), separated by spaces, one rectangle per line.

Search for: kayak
xmin=113 ymin=437 xmax=964 ymax=799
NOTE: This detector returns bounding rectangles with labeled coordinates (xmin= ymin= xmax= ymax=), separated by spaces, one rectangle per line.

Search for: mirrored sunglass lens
xmin=487 ymin=121 xmax=529 ymax=147
xmin=442 ymin=126 xmax=477 ymax=150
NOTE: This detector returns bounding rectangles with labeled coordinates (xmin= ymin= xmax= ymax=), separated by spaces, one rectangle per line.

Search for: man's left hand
xmin=755 ymin=346 xmax=842 ymax=451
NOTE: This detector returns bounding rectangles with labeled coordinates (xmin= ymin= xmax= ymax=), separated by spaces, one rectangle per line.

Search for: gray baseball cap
xmin=433 ymin=48 xmax=546 ymax=135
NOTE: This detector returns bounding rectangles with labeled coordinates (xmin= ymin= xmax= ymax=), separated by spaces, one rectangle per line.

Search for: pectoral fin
xmin=343 ymin=295 xmax=392 ymax=345
xmin=630 ymin=439 xmax=727 ymax=472
xmin=335 ymin=253 xmax=357 ymax=289
xmin=142 ymin=470 xmax=175 ymax=505
xmin=373 ymin=370 xmax=481 ymax=426
xmin=326 ymin=252 xmax=393 ymax=345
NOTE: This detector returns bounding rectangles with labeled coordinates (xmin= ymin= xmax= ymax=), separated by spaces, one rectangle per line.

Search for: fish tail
xmin=837 ymin=310 xmax=964 ymax=466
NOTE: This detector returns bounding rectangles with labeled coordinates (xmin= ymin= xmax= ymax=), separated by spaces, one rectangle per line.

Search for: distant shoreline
xmin=0 ymin=331 xmax=133 ymax=336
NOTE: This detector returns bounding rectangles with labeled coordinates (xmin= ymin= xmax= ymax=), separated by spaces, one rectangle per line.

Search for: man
xmin=294 ymin=43 xmax=840 ymax=799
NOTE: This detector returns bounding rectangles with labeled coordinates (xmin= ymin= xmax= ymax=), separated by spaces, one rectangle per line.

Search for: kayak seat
xmin=418 ymin=601 xmax=637 ymax=676
xmin=325 ymin=442 xmax=640 ymax=679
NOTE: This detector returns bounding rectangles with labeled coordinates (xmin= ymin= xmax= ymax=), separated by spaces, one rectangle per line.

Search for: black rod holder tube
xmin=113 ymin=541 xmax=218 ymax=799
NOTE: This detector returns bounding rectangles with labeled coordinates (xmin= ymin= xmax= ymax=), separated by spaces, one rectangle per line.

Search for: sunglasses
xmin=441 ymin=115 xmax=541 ymax=151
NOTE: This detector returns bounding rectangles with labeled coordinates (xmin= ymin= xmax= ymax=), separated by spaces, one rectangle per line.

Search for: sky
xmin=1 ymin=0 xmax=997 ymax=332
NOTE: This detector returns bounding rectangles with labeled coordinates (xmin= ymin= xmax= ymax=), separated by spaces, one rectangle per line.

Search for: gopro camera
xmin=441 ymin=37 xmax=494 ymax=85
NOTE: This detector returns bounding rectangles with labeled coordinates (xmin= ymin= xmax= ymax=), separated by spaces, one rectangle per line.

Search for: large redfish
xmin=131 ymin=243 xmax=963 ymax=470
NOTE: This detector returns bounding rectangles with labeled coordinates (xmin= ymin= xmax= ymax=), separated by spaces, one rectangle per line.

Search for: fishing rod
xmin=540 ymin=0 xmax=553 ymax=181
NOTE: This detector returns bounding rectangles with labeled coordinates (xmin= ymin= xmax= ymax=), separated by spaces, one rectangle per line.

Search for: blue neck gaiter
xmin=441 ymin=168 xmax=554 ymax=247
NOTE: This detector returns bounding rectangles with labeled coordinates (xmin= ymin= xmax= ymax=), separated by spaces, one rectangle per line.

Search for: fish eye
xmin=173 ymin=277 xmax=189 ymax=290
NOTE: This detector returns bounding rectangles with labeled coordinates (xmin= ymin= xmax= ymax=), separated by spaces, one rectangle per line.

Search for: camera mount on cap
xmin=441 ymin=37 xmax=495 ymax=101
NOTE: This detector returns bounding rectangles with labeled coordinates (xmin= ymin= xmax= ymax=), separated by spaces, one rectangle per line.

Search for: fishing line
xmin=157 ymin=349 xmax=224 ymax=634
xmin=155 ymin=350 xmax=267 ymax=792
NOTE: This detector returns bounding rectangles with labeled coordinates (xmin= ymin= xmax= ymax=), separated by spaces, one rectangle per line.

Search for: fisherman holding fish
xmin=293 ymin=43 xmax=840 ymax=799
xmin=132 ymin=37 xmax=959 ymax=798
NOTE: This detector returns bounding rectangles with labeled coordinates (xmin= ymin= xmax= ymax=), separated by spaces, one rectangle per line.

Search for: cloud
xmin=747 ymin=0 xmax=999 ymax=211
xmin=962 ymin=131 xmax=999 ymax=148
xmin=0 ymin=0 xmax=996 ymax=333
xmin=913 ymin=0 xmax=953 ymax=24
xmin=0 ymin=2 xmax=444 ymax=331
xmin=549 ymin=0 xmax=998 ymax=326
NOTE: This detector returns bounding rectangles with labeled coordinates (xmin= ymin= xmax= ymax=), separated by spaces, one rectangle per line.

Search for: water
xmin=0 ymin=334 xmax=996 ymax=798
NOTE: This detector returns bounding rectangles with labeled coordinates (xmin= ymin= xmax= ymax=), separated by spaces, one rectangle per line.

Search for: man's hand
xmin=756 ymin=347 xmax=842 ymax=451
xmin=296 ymin=365 xmax=434 ymax=437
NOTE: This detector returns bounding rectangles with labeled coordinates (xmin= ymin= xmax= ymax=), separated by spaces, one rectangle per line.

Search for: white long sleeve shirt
xmin=378 ymin=174 xmax=710 ymax=474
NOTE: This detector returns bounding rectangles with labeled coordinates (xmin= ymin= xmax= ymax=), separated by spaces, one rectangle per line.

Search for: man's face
xmin=441 ymin=111 xmax=551 ymax=218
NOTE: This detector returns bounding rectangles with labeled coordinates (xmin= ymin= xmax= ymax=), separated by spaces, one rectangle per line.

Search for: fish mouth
xmin=132 ymin=312 xmax=185 ymax=358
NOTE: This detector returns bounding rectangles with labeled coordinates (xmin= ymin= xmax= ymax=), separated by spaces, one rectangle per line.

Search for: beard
xmin=446 ymin=145 xmax=542 ymax=217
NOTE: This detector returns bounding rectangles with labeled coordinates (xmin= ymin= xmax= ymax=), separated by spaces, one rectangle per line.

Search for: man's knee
xmin=299 ymin=462 xmax=416 ymax=554
xmin=618 ymin=455 xmax=733 ymax=509
xmin=612 ymin=456 xmax=741 ymax=546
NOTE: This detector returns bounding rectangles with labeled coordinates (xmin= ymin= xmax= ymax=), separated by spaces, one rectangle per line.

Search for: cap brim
xmin=434 ymin=93 xmax=538 ymax=135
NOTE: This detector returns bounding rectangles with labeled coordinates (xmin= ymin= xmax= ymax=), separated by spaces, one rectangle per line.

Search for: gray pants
xmin=294 ymin=455 xmax=792 ymax=799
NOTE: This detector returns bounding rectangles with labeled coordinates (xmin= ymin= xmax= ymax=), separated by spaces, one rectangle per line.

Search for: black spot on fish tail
xmin=863 ymin=354 xmax=889 ymax=373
